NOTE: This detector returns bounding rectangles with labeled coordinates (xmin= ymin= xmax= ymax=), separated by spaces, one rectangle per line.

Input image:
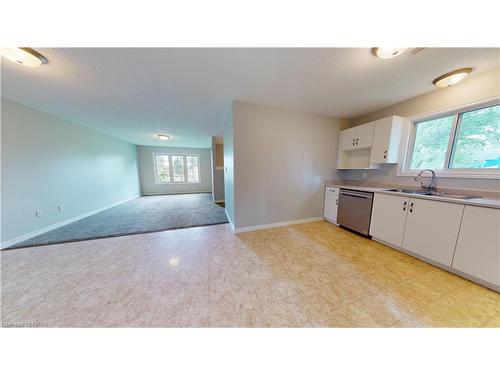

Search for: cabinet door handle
xmin=409 ymin=202 xmax=414 ymax=213
xmin=402 ymin=201 xmax=407 ymax=211
xmin=336 ymin=198 xmax=339 ymax=205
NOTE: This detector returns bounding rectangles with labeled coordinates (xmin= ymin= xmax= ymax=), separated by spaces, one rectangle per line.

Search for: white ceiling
xmin=2 ymin=48 xmax=499 ymax=148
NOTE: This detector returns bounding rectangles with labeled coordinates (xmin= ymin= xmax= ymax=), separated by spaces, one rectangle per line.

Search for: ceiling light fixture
xmin=0 ymin=47 xmax=48 ymax=67
xmin=433 ymin=68 xmax=472 ymax=88
xmin=158 ymin=134 xmax=170 ymax=141
xmin=373 ymin=47 xmax=408 ymax=59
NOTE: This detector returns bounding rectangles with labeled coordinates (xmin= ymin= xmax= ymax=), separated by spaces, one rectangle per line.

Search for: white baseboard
xmin=234 ymin=217 xmax=324 ymax=234
xmin=1 ymin=195 xmax=140 ymax=249
xmin=214 ymin=200 xmax=225 ymax=203
xmin=142 ymin=191 xmax=211 ymax=196
xmin=324 ymin=217 xmax=339 ymax=226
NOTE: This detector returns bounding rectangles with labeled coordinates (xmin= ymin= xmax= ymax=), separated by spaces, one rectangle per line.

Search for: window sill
xmin=396 ymin=170 xmax=500 ymax=180
xmin=155 ymin=181 xmax=202 ymax=185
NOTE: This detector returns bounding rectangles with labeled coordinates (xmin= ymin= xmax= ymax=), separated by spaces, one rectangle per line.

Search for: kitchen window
xmin=403 ymin=101 xmax=500 ymax=178
xmin=154 ymin=154 xmax=200 ymax=184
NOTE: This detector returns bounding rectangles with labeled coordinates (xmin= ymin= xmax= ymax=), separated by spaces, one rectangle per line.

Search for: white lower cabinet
xmin=324 ymin=186 xmax=339 ymax=224
xmin=402 ymin=198 xmax=464 ymax=266
xmin=369 ymin=193 xmax=499 ymax=290
xmin=452 ymin=206 xmax=500 ymax=287
xmin=370 ymin=193 xmax=409 ymax=247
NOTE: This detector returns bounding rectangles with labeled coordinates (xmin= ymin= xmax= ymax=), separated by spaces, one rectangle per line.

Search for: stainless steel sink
xmin=384 ymin=189 xmax=481 ymax=200
xmin=429 ymin=192 xmax=482 ymax=200
xmin=383 ymin=188 xmax=433 ymax=195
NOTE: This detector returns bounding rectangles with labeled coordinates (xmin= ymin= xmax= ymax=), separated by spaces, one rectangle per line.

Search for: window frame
xmin=399 ymin=98 xmax=500 ymax=179
xmin=153 ymin=153 xmax=201 ymax=184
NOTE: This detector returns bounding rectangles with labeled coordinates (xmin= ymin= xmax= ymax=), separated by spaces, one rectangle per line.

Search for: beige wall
xmin=341 ymin=67 xmax=500 ymax=192
xmin=223 ymin=108 xmax=235 ymax=224
xmin=232 ymin=101 xmax=349 ymax=229
xmin=137 ymin=146 xmax=212 ymax=195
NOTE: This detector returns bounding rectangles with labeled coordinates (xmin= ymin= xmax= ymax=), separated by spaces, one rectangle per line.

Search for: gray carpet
xmin=9 ymin=193 xmax=228 ymax=249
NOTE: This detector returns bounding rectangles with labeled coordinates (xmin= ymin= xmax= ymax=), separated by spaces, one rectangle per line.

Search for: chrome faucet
xmin=415 ymin=169 xmax=437 ymax=192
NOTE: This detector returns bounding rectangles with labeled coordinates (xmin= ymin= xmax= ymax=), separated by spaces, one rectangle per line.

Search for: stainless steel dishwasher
xmin=337 ymin=189 xmax=374 ymax=236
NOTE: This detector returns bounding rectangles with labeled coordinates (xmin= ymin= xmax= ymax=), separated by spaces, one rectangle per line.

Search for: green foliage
xmin=410 ymin=116 xmax=453 ymax=170
xmin=450 ymin=105 xmax=500 ymax=168
xmin=411 ymin=105 xmax=500 ymax=170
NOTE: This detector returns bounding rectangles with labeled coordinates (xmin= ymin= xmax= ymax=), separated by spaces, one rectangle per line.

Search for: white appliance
xmin=323 ymin=186 xmax=339 ymax=224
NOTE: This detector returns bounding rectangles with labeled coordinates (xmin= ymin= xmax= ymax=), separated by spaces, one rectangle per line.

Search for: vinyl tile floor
xmin=1 ymin=221 xmax=499 ymax=327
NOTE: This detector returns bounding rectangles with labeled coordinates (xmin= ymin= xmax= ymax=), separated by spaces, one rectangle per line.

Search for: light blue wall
xmin=1 ymin=98 xmax=140 ymax=244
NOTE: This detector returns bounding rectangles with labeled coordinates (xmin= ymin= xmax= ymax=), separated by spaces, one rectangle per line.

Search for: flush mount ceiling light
xmin=158 ymin=134 xmax=170 ymax=141
xmin=0 ymin=47 xmax=48 ymax=67
xmin=373 ymin=47 xmax=408 ymax=59
xmin=433 ymin=68 xmax=472 ymax=88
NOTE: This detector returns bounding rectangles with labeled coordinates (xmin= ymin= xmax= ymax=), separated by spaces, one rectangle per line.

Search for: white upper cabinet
xmin=337 ymin=115 xmax=404 ymax=170
xmin=370 ymin=116 xmax=404 ymax=164
xmin=340 ymin=122 xmax=374 ymax=151
xmin=452 ymin=206 xmax=500 ymax=287
xmin=370 ymin=193 xmax=409 ymax=247
xmin=356 ymin=122 xmax=375 ymax=149
xmin=340 ymin=127 xmax=358 ymax=151
xmin=402 ymin=198 xmax=464 ymax=266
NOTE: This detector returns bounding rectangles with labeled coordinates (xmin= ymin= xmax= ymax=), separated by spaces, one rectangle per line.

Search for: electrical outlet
xmin=362 ymin=172 xmax=367 ymax=179
xmin=35 ymin=210 xmax=42 ymax=217
xmin=58 ymin=204 xmax=63 ymax=212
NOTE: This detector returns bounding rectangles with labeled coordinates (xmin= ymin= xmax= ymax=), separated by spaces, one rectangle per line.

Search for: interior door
xmin=402 ymin=198 xmax=464 ymax=266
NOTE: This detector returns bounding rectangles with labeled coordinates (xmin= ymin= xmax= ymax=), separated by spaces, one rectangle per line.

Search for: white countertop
xmin=325 ymin=182 xmax=500 ymax=209
xmin=328 ymin=184 xmax=388 ymax=193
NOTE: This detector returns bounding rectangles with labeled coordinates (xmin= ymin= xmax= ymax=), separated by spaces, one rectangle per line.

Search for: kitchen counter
xmin=325 ymin=181 xmax=500 ymax=209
